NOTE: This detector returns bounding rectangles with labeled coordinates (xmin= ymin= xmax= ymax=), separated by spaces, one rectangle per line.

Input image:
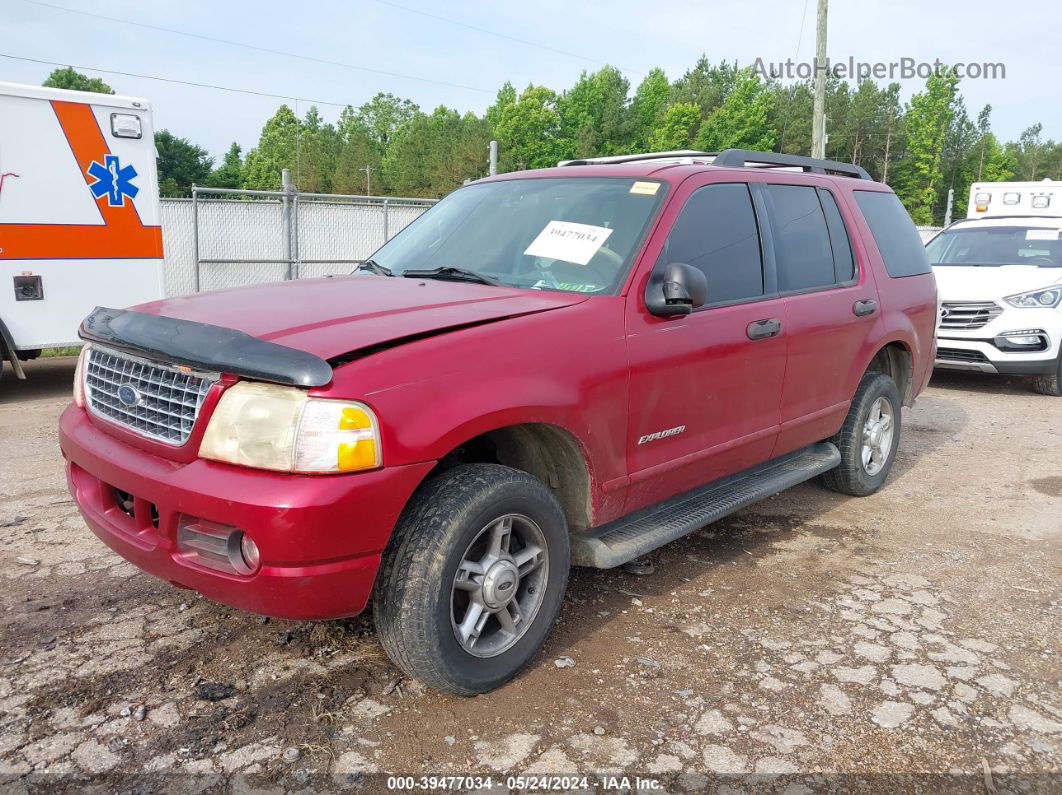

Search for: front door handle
xmin=747 ymin=318 xmax=782 ymax=340
xmin=853 ymin=299 xmax=878 ymax=317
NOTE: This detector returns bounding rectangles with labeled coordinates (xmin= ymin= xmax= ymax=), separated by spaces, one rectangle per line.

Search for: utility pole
xmin=811 ymin=0 xmax=828 ymax=160
xmin=489 ymin=140 xmax=498 ymax=177
xmin=361 ymin=165 xmax=373 ymax=196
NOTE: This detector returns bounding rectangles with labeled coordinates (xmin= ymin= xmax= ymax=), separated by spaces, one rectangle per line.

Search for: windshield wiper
xmin=401 ymin=266 xmax=501 ymax=286
xmin=354 ymin=259 xmax=393 ymax=276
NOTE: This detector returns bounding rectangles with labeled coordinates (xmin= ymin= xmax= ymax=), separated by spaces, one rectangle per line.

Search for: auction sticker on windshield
xmin=524 ymin=220 xmax=614 ymax=265
xmin=1026 ymin=229 xmax=1059 ymax=240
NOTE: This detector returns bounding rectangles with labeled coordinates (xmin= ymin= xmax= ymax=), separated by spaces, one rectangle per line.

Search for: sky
xmin=1 ymin=0 xmax=1059 ymax=162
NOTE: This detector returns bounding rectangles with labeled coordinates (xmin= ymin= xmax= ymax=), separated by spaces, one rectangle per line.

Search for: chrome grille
xmin=85 ymin=346 xmax=215 ymax=445
xmin=939 ymin=301 xmax=1003 ymax=330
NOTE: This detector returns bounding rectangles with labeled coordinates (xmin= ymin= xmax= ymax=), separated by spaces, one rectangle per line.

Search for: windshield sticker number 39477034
xmin=524 ymin=220 xmax=614 ymax=266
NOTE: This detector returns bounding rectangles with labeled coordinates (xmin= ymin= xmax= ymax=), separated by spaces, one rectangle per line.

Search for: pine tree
xmin=241 ymin=105 xmax=299 ymax=190
xmin=206 ymin=143 xmax=243 ymax=189
xmin=694 ymin=69 xmax=775 ymax=152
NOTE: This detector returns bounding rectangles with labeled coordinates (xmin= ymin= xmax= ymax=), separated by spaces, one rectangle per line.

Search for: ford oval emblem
xmin=117 ymin=384 xmax=141 ymax=407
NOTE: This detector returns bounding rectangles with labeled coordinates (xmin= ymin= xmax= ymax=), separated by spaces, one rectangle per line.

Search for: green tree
xmin=1014 ymin=123 xmax=1047 ymax=180
xmin=670 ymin=57 xmax=737 ymax=117
xmin=630 ymin=68 xmax=671 ymax=149
xmin=494 ymin=85 xmax=567 ymax=171
xmin=357 ymin=92 xmax=419 ymax=147
xmin=206 ymin=143 xmax=243 ymax=188
xmin=893 ymin=71 xmax=959 ymax=224
xmin=295 ymin=106 xmax=340 ymax=192
xmin=694 ymin=69 xmax=776 ymax=152
xmin=558 ymin=66 xmax=632 ymax=158
xmin=333 ymin=106 xmax=382 ymax=194
xmin=486 ymin=81 xmax=517 ymax=133
xmin=241 ymin=105 xmax=299 ymax=190
xmin=383 ymin=107 xmax=490 ymax=196
xmin=154 ymin=130 xmax=213 ymax=195
xmin=42 ymin=67 xmax=113 ymax=94
xmin=648 ymin=102 xmax=701 ymax=151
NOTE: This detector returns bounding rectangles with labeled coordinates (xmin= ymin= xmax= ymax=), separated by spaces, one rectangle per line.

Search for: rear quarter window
xmin=853 ymin=191 xmax=932 ymax=277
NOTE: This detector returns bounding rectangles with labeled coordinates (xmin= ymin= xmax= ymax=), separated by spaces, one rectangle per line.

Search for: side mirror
xmin=645 ymin=262 xmax=708 ymax=317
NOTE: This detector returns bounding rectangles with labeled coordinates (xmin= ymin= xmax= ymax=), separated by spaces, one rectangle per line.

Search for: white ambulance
xmin=0 ymin=81 xmax=164 ymax=381
xmin=927 ymin=179 xmax=1062 ymax=395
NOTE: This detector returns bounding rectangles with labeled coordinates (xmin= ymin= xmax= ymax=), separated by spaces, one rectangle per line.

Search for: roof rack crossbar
xmin=558 ymin=150 xmax=715 ymax=167
xmin=557 ymin=148 xmax=871 ymax=180
xmin=712 ymin=149 xmax=871 ymax=179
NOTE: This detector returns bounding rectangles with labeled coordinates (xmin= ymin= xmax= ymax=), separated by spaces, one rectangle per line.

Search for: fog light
xmin=177 ymin=516 xmax=260 ymax=576
xmin=993 ymin=329 xmax=1048 ymax=352
xmin=238 ymin=533 xmax=261 ymax=572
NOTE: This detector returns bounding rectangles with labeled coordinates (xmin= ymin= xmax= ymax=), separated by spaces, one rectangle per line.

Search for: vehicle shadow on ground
xmin=928 ymin=368 xmax=1043 ymax=397
xmin=0 ymin=356 xmax=78 ymax=404
xmin=545 ymin=389 xmax=968 ymax=662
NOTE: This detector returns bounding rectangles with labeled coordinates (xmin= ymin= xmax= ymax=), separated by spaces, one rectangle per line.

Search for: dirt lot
xmin=1 ymin=356 xmax=1060 ymax=792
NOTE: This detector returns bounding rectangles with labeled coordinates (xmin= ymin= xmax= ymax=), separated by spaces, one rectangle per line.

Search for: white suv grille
xmin=939 ymin=301 xmax=1003 ymax=330
xmin=85 ymin=346 xmax=215 ymax=445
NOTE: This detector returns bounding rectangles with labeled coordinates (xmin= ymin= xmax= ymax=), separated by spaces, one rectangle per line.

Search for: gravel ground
xmin=0 ymin=356 xmax=1060 ymax=792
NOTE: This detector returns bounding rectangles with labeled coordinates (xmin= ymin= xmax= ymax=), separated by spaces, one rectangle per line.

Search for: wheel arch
xmin=864 ymin=339 xmax=914 ymax=407
xmin=426 ymin=422 xmax=593 ymax=532
xmin=0 ymin=315 xmax=27 ymax=380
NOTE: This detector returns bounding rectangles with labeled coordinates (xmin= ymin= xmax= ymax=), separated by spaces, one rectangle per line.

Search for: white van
xmin=928 ymin=179 xmax=1062 ymax=395
xmin=0 ymin=81 xmax=163 ymax=380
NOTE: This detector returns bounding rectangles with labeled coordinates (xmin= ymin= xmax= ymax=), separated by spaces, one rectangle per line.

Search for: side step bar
xmin=571 ymin=443 xmax=841 ymax=569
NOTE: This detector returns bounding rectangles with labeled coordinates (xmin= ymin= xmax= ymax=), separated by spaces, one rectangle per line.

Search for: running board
xmin=571 ymin=442 xmax=840 ymax=569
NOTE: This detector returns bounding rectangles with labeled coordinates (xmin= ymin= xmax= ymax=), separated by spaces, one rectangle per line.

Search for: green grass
xmin=41 ymin=346 xmax=82 ymax=358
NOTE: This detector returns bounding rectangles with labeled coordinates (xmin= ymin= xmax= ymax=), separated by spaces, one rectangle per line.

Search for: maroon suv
xmin=60 ymin=149 xmax=937 ymax=694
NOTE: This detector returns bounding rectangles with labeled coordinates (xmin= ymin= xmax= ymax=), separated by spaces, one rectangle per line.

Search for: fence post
xmin=382 ymin=199 xmax=390 ymax=244
xmin=281 ymin=168 xmax=293 ymax=280
xmin=191 ymin=184 xmax=200 ymax=293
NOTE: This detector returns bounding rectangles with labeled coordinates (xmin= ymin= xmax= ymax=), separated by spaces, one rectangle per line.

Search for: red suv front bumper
xmin=59 ymin=404 xmax=434 ymax=620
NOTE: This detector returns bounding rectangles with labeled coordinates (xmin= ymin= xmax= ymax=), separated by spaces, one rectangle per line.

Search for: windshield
xmin=365 ymin=177 xmax=667 ymax=293
xmin=926 ymin=225 xmax=1062 ymax=268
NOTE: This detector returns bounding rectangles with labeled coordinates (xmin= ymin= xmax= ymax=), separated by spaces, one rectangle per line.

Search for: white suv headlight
xmin=199 ymin=382 xmax=381 ymax=473
xmin=1004 ymin=286 xmax=1062 ymax=309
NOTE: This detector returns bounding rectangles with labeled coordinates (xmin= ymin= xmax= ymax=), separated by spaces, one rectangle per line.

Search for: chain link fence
xmin=159 ymin=184 xmax=436 ymax=297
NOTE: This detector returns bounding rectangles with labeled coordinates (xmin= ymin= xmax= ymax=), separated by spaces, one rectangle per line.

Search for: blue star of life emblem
xmin=87 ymin=154 xmax=139 ymax=207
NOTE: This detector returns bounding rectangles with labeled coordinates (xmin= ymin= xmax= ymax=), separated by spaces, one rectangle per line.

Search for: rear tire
xmin=821 ymin=372 xmax=902 ymax=497
xmin=373 ymin=464 xmax=570 ymax=696
xmin=1030 ymin=356 xmax=1062 ymax=396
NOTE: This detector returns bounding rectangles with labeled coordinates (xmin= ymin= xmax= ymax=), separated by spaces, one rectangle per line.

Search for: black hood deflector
xmin=79 ymin=307 xmax=334 ymax=387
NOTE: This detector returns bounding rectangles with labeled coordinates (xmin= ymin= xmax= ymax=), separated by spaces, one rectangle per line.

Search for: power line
xmin=778 ymin=0 xmax=811 ymax=152
xmin=0 ymin=52 xmax=377 ymax=108
xmin=368 ymin=0 xmax=641 ymax=77
xmin=16 ymin=0 xmax=490 ymax=93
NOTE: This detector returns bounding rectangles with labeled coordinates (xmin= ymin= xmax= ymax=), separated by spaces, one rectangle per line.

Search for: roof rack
xmin=557 ymin=150 xmax=715 ymax=167
xmin=558 ymin=148 xmax=872 ymax=180
xmin=712 ymin=149 xmax=872 ymax=180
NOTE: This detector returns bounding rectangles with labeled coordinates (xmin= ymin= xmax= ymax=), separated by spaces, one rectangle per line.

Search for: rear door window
xmin=818 ymin=188 xmax=856 ymax=282
xmin=657 ymin=183 xmax=765 ymax=305
xmin=763 ymin=184 xmax=836 ymax=291
xmin=853 ymin=190 xmax=932 ymax=277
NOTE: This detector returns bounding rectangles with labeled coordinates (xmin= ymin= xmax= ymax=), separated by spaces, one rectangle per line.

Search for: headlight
xmin=73 ymin=344 xmax=91 ymax=408
xmin=1003 ymin=286 xmax=1062 ymax=309
xmin=199 ymin=382 xmax=381 ymax=474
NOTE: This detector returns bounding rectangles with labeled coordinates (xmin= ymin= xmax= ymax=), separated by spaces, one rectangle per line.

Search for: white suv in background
xmin=927 ymin=183 xmax=1062 ymax=396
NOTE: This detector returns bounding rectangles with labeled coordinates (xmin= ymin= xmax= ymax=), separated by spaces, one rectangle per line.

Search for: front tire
xmin=1030 ymin=355 xmax=1062 ymax=396
xmin=373 ymin=464 xmax=570 ymax=695
xmin=821 ymin=372 xmax=902 ymax=497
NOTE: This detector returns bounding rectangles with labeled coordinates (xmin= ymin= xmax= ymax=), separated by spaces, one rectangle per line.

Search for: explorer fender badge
xmin=637 ymin=425 xmax=686 ymax=445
